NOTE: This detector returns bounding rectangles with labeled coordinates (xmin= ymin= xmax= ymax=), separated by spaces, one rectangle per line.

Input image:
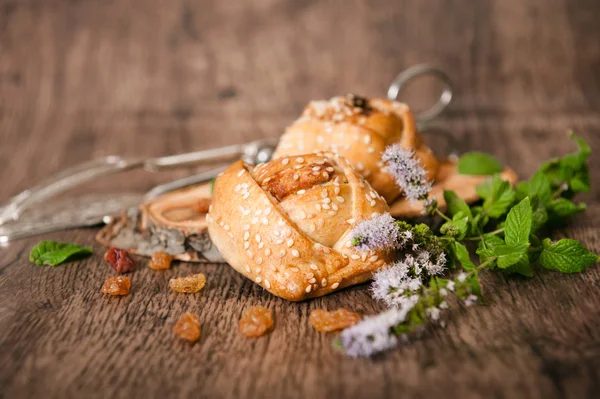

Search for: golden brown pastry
xmin=207 ymin=152 xmax=394 ymax=301
xmin=273 ymin=94 xmax=439 ymax=203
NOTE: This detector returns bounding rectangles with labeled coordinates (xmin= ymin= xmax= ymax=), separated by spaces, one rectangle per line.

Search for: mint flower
xmin=339 ymin=306 xmax=414 ymax=357
xmin=382 ymin=144 xmax=432 ymax=202
xmin=351 ymin=213 xmax=406 ymax=252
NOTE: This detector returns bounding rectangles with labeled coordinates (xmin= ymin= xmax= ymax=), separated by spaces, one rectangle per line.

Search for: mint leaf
xmin=441 ymin=212 xmax=469 ymax=240
xmin=458 ymin=152 xmax=504 ymax=175
xmin=493 ymin=243 xmax=529 ymax=269
xmin=548 ymin=198 xmax=586 ymax=218
xmin=530 ymin=198 xmax=549 ymax=233
xmin=466 ymin=272 xmax=482 ymax=297
xmin=505 ymin=197 xmax=532 ymax=245
xmin=539 ymin=238 xmax=599 ymax=273
xmin=444 ymin=190 xmax=472 ymax=219
xmin=527 ymin=171 xmax=552 ymax=203
xmin=29 ymin=241 xmax=93 ymax=266
xmin=454 ymin=242 xmax=476 ymax=270
xmin=503 ymin=257 xmax=533 ymax=277
xmin=476 ymin=234 xmax=504 ymax=266
xmin=476 ymin=175 xmax=516 ymax=218
xmin=540 ymin=132 xmax=591 ymax=194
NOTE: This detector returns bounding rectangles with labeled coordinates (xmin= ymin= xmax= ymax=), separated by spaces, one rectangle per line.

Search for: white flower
xmin=439 ymin=301 xmax=449 ymax=309
xmin=446 ymin=281 xmax=456 ymax=291
xmin=439 ymin=288 xmax=448 ymax=297
xmin=464 ymin=294 xmax=478 ymax=307
xmin=371 ymin=263 xmax=422 ymax=308
xmin=426 ymin=306 xmax=441 ymax=321
xmin=340 ymin=305 xmax=415 ymax=357
xmin=351 ymin=213 xmax=402 ymax=252
xmin=457 ymin=272 xmax=467 ymax=282
xmin=382 ymin=144 xmax=432 ymax=202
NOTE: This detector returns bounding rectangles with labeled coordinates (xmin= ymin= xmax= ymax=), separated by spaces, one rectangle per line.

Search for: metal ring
xmin=387 ymin=64 xmax=453 ymax=124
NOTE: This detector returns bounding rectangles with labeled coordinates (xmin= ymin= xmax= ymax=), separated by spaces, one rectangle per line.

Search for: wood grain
xmin=1 ymin=0 xmax=600 ymax=398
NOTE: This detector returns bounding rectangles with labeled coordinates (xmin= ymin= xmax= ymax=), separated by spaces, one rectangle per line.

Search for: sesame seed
xmin=252 ymin=217 xmax=258 ymax=225
xmin=310 ymin=264 xmax=318 ymax=270
xmin=254 ymin=209 xmax=262 ymax=216
xmin=328 ymin=211 xmax=336 ymax=216
xmin=264 ymin=208 xmax=271 ymax=215
xmin=258 ymin=242 xmax=264 ymax=249
xmin=369 ymin=255 xmax=379 ymax=262
xmin=312 ymin=166 xmax=321 ymax=171
xmin=237 ymin=169 xmax=245 ymax=177
xmin=261 ymin=217 xmax=269 ymax=225
xmin=317 ymin=135 xmax=324 ymax=143
xmin=294 ymin=165 xmax=303 ymax=169
xmin=368 ymin=147 xmax=375 ymax=153
xmin=296 ymin=157 xmax=304 ymax=163
xmin=326 ymin=167 xmax=335 ymax=173
xmin=246 ymin=250 xmax=253 ymax=259
xmin=280 ymin=249 xmax=286 ymax=257
xmin=357 ymin=162 xmax=365 ymax=171
xmin=255 ymin=234 xmax=261 ymax=243
xmin=361 ymin=253 xmax=367 ymax=261
xmin=370 ymin=191 xmax=377 ymax=199
xmin=245 ymin=265 xmax=251 ymax=273
xmin=331 ymin=282 xmax=340 ymax=289
xmin=345 ymin=241 xmax=352 ymax=247
xmin=282 ymin=158 xmax=290 ymax=165
xmin=315 ymin=204 xmax=321 ymax=211
xmin=351 ymin=254 xmax=360 ymax=260
xmin=224 ymin=224 xmax=230 ymax=231
xmin=257 ymin=258 xmax=263 ymax=265
xmin=290 ymin=267 xmax=300 ymax=272
xmin=307 ymin=272 xmax=314 ymax=278
xmin=219 ymin=220 xmax=224 ymax=227
xmin=298 ymin=210 xmax=307 ymax=219
xmin=265 ymin=248 xmax=271 ymax=256
xmin=322 ymin=197 xmax=331 ymax=204
xmin=287 ymin=239 xmax=294 ymax=247
xmin=316 ymin=159 xmax=326 ymax=165
xmin=243 ymin=209 xmax=251 ymax=216
xmin=264 ymin=280 xmax=271 ymax=289
xmin=291 ymin=249 xmax=300 ymax=257
xmin=243 ymin=232 xmax=249 ymax=240
xmin=305 ymin=285 xmax=312 ymax=293
xmin=275 ymin=239 xmax=284 ymax=245
xmin=322 ymin=247 xmax=331 ymax=254
xmin=255 ymin=277 xmax=262 ymax=283
xmin=273 ymin=230 xmax=280 ymax=237
xmin=322 ymin=172 xmax=330 ymax=179
xmin=293 ymin=173 xmax=299 ymax=180
xmin=297 ymin=189 xmax=306 ymax=194
xmin=364 ymin=135 xmax=371 ymax=144
xmin=235 ymin=185 xmax=242 ymax=193
xmin=242 ymin=192 xmax=250 ymax=199
xmin=263 ymin=177 xmax=272 ymax=183
xmin=321 ymin=190 xmax=328 ymax=198
xmin=309 ymin=278 xmax=316 ymax=284
xmin=332 ymin=203 xmax=339 ymax=211
xmin=228 ymin=232 xmax=234 ymax=238
xmin=370 ymin=200 xmax=376 ymax=206
xmin=322 ymin=203 xmax=331 ymax=210
xmin=334 ymin=187 xmax=341 ymax=195
xmin=243 ymin=224 xmax=250 ymax=231
xmin=244 ymin=242 xmax=250 ymax=250
xmin=309 ymin=223 xmax=316 ymax=232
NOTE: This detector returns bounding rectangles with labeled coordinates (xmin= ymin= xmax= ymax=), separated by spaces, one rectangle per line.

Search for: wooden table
xmin=1 ymin=1 xmax=599 ymax=398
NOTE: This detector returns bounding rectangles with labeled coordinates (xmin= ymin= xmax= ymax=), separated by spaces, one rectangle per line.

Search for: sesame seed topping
xmin=258 ymin=242 xmax=264 ymax=249
xmin=298 ymin=210 xmax=307 ymax=219
xmin=243 ymin=209 xmax=251 ymax=216
xmin=369 ymin=255 xmax=379 ymax=262
xmin=309 ymin=278 xmax=316 ymax=284
xmin=293 ymin=173 xmax=299 ymax=180
xmin=273 ymin=230 xmax=280 ymax=237
xmin=370 ymin=200 xmax=376 ymax=206
xmin=264 ymin=208 xmax=271 ymax=215
xmin=326 ymin=167 xmax=335 ymax=173
xmin=322 ymin=197 xmax=331 ymax=204
xmin=331 ymin=282 xmax=340 ymax=289
xmin=310 ymin=264 xmax=318 ymax=270
xmin=242 ymin=192 xmax=250 ymax=199
xmin=312 ymin=166 xmax=321 ymax=171
xmin=316 ymin=159 xmax=326 ymax=165
xmin=307 ymin=272 xmax=314 ymax=278
xmin=243 ymin=224 xmax=250 ymax=231
xmin=291 ymin=249 xmax=300 ymax=258
xmin=321 ymin=190 xmax=328 ymax=198
xmin=237 ymin=169 xmax=246 ymax=177
xmin=255 ymin=209 xmax=262 ymax=216
xmin=287 ymin=239 xmax=294 ymax=247
xmin=280 ymin=249 xmax=287 ymax=257
xmin=364 ymin=135 xmax=371 ymax=144
xmin=255 ymin=234 xmax=261 ymax=243
xmin=265 ymin=248 xmax=271 ymax=256
xmin=255 ymin=277 xmax=262 ymax=283
xmin=261 ymin=217 xmax=269 ymax=225
xmin=309 ymin=223 xmax=316 ymax=232
xmin=243 ymin=232 xmax=250 ymax=240
xmin=246 ymin=250 xmax=253 ymax=259
xmin=296 ymin=157 xmax=304 ymax=163
xmin=224 ymin=225 xmax=230 ymax=231
xmin=334 ymin=187 xmax=340 ymax=195
xmin=282 ymin=158 xmax=290 ymax=165
xmin=245 ymin=265 xmax=251 ymax=273
xmin=290 ymin=267 xmax=300 ymax=272
xmin=345 ymin=241 xmax=352 ymax=247
xmin=297 ymin=189 xmax=306 ymax=195
xmin=351 ymin=254 xmax=360 ymax=260
xmin=322 ymin=203 xmax=331 ymax=210
xmin=264 ymin=280 xmax=271 ymax=289
xmin=294 ymin=165 xmax=303 ymax=169
xmin=361 ymin=253 xmax=367 ymax=261
xmin=368 ymin=147 xmax=375 ymax=153
xmin=357 ymin=162 xmax=365 ymax=171
xmin=305 ymin=285 xmax=312 ymax=293
xmin=252 ymin=217 xmax=258 ymax=225
xmin=275 ymin=239 xmax=284 ymax=245
xmin=315 ymin=204 xmax=322 ymax=211
xmin=257 ymin=258 xmax=263 ymax=265
xmin=244 ymin=242 xmax=250 ymax=250
xmin=332 ymin=203 xmax=339 ymax=211
xmin=321 ymin=278 xmax=327 ymax=287
xmin=323 ymin=247 xmax=331 ymax=254
xmin=228 ymin=232 xmax=234 ymax=238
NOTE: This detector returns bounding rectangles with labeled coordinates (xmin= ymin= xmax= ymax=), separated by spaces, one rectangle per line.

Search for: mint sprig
xmin=458 ymin=152 xmax=504 ymax=175
xmin=30 ymin=240 xmax=93 ymax=266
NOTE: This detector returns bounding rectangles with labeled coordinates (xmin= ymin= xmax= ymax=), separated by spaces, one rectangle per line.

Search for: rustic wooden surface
xmin=1 ymin=0 xmax=600 ymax=398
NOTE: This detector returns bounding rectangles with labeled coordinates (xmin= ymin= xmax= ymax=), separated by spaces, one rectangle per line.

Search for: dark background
xmin=1 ymin=1 xmax=600 ymax=398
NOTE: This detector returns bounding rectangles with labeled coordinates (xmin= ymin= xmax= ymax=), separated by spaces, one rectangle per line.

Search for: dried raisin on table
xmin=148 ymin=251 xmax=173 ymax=270
xmin=104 ymin=248 xmax=137 ymax=273
xmin=173 ymin=312 xmax=201 ymax=343
xmin=239 ymin=306 xmax=274 ymax=337
xmin=309 ymin=308 xmax=360 ymax=332
xmin=101 ymin=276 xmax=131 ymax=296
xmin=169 ymin=273 xmax=206 ymax=293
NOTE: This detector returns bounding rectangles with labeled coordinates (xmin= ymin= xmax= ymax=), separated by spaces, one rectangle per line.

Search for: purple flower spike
xmin=351 ymin=213 xmax=402 ymax=252
xmin=382 ymin=144 xmax=432 ymax=202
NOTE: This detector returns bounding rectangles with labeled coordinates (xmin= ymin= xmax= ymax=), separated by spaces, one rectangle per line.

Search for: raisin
xmin=169 ymin=273 xmax=206 ymax=293
xmin=101 ymin=276 xmax=131 ymax=296
xmin=173 ymin=312 xmax=201 ymax=343
xmin=104 ymin=248 xmax=137 ymax=273
xmin=148 ymin=251 xmax=173 ymax=270
xmin=309 ymin=308 xmax=361 ymax=332
xmin=239 ymin=306 xmax=274 ymax=337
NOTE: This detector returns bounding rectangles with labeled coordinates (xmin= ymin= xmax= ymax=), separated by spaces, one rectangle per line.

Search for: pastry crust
xmin=207 ymin=152 xmax=394 ymax=301
xmin=273 ymin=95 xmax=439 ymax=203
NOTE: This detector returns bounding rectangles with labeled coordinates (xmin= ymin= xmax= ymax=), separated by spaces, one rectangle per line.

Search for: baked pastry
xmin=273 ymin=94 xmax=439 ymax=203
xmin=207 ymin=152 xmax=393 ymax=301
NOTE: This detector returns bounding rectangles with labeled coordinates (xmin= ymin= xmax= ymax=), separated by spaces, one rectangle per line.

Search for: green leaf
xmin=503 ymin=257 xmax=533 ymax=277
xmin=548 ymin=198 xmax=586 ymax=218
xmin=458 ymin=152 xmax=504 ymax=175
xmin=29 ymin=241 xmax=93 ymax=266
xmin=476 ymin=175 xmax=516 ymax=218
xmin=466 ymin=272 xmax=482 ymax=297
xmin=454 ymin=242 xmax=476 ymax=270
xmin=440 ymin=212 xmax=469 ymax=240
xmin=539 ymin=238 xmax=599 ymax=273
xmin=527 ymin=171 xmax=552 ymax=203
xmin=539 ymin=132 xmax=591 ymax=194
xmin=505 ymin=197 xmax=532 ymax=245
xmin=444 ymin=190 xmax=472 ymax=219
xmin=530 ymin=198 xmax=548 ymax=233
xmin=493 ymin=243 xmax=529 ymax=269
xmin=476 ymin=234 xmax=504 ymax=266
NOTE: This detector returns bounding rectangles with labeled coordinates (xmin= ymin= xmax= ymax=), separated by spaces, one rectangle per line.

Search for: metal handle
xmin=0 ymin=156 xmax=143 ymax=225
xmin=143 ymin=167 xmax=226 ymax=201
xmin=387 ymin=64 xmax=453 ymax=128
